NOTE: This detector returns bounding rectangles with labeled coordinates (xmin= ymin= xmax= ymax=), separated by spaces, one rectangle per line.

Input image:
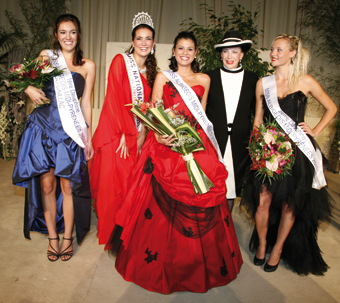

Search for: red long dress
xmin=90 ymin=54 xmax=151 ymax=247
xmin=114 ymin=82 xmax=243 ymax=294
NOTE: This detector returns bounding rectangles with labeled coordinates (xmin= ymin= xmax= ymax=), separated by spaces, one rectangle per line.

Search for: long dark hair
xmin=127 ymin=24 xmax=158 ymax=89
xmin=169 ymin=31 xmax=199 ymax=73
xmin=52 ymin=14 xmax=85 ymax=66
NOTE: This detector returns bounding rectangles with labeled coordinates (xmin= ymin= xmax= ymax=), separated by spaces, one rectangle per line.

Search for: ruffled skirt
xmin=240 ymin=142 xmax=332 ymax=275
xmin=13 ymin=121 xmax=91 ymax=244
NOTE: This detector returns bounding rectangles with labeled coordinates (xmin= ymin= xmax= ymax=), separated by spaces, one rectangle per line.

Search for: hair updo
xmin=169 ymin=31 xmax=199 ymax=73
xmin=273 ymin=33 xmax=310 ymax=88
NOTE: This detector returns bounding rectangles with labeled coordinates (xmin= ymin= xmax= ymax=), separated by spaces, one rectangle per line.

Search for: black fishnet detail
xmin=143 ymin=157 xmax=154 ymax=174
xmin=151 ymin=176 xmax=219 ymax=239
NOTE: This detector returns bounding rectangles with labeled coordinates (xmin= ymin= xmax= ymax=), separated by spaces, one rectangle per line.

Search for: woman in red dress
xmin=90 ymin=12 xmax=158 ymax=248
xmin=114 ymin=31 xmax=243 ymax=294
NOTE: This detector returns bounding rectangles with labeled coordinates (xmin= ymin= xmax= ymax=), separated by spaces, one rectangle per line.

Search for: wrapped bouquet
xmin=6 ymin=56 xmax=64 ymax=106
xmin=249 ymin=119 xmax=296 ymax=184
xmin=128 ymin=100 xmax=214 ymax=195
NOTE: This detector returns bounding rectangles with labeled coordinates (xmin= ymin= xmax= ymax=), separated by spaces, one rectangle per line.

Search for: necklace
xmin=138 ymin=66 xmax=147 ymax=74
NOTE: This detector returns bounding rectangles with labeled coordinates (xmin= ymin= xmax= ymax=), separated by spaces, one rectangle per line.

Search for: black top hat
xmin=214 ymin=31 xmax=253 ymax=52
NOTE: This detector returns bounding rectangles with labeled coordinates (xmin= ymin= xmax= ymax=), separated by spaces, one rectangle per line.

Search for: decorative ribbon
xmin=262 ymin=74 xmax=326 ymax=189
xmin=122 ymin=53 xmax=144 ymax=132
xmin=46 ymin=50 xmax=87 ymax=148
xmin=162 ymin=70 xmax=224 ymax=164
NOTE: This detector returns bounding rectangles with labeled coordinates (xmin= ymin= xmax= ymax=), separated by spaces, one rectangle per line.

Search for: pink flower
xmin=264 ymin=131 xmax=275 ymax=145
xmin=266 ymin=159 xmax=279 ymax=172
xmin=10 ymin=63 xmax=24 ymax=73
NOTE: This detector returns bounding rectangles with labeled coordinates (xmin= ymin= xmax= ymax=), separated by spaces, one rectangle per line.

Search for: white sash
xmin=262 ymin=74 xmax=326 ymax=189
xmin=122 ymin=53 xmax=144 ymax=132
xmin=46 ymin=50 xmax=87 ymax=148
xmin=162 ymin=70 xmax=224 ymax=163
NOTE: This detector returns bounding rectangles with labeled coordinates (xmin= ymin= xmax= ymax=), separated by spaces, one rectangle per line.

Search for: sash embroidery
xmin=122 ymin=53 xmax=144 ymax=132
xmin=162 ymin=70 xmax=224 ymax=164
xmin=46 ymin=50 xmax=87 ymax=148
xmin=262 ymin=74 xmax=326 ymax=189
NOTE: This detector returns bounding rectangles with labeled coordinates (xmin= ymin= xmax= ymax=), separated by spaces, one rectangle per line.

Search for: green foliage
xmin=299 ymin=0 xmax=340 ymax=67
xmin=298 ymin=0 xmax=340 ymax=171
xmin=180 ymin=2 xmax=272 ymax=77
xmin=0 ymin=27 xmax=25 ymax=81
xmin=5 ymin=0 xmax=68 ymax=59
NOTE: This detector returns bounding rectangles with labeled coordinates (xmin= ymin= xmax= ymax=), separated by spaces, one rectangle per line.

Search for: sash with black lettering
xmin=122 ymin=53 xmax=144 ymax=132
xmin=162 ymin=70 xmax=223 ymax=163
xmin=262 ymin=74 xmax=326 ymax=189
xmin=46 ymin=49 xmax=87 ymax=148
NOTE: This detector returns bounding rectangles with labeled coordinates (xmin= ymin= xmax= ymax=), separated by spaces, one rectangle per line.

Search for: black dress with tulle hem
xmin=240 ymin=91 xmax=332 ymax=276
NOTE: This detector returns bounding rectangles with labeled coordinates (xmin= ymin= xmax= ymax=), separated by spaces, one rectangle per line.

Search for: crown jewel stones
xmin=132 ymin=12 xmax=154 ymax=30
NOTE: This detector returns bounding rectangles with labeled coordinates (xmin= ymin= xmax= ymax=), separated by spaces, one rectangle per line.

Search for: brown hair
xmin=53 ymin=14 xmax=85 ymax=66
xmin=127 ymin=24 xmax=159 ymax=89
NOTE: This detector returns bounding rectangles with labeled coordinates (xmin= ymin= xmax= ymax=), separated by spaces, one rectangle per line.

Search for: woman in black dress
xmin=241 ymin=34 xmax=337 ymax=275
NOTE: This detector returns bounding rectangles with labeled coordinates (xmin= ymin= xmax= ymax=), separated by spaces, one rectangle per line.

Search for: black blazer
xmin=206 ymin=68 xmax=257 ymax=196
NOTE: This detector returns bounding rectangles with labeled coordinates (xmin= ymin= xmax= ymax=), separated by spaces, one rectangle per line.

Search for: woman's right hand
xmin=116 ymin=133 xmax=129 ymax=159
xmin=25 ymin=85 xmax=49 ymax=105
xmin=154 ymin=133 xmax=177 ymax=146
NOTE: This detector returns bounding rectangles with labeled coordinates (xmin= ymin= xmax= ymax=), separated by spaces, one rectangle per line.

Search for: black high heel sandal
xmin=47 ymin=237 xmax=60 ymax=262
xmin=60 ymin=237 xmax=73 ymax=261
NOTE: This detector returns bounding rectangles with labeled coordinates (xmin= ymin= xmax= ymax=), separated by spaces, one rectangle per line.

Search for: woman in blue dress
xmin=12 ymin=14 xmax=96 ymax=261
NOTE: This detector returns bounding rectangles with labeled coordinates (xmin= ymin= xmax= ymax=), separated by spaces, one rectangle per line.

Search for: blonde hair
xmin=273 ymin=34 xmax=310 ymax=89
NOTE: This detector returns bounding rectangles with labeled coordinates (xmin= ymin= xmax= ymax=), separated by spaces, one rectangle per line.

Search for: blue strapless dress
xmin=12 ymin=72 xmax=91 ymax=244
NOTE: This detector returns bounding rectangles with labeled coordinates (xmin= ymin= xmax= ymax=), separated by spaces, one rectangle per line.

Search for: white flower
xmin=16 ymin=100 xmax=25 ymax=107
xmin=41 ymin=66 xmax=55 ymax=74
xmin=3 ymin=79 xmax=10 ymax=87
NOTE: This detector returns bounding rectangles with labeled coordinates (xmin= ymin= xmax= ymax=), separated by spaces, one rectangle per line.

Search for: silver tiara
xmin=132 ymin=12 xmax=154 ymax=30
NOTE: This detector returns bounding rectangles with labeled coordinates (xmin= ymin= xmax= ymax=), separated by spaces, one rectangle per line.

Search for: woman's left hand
xmin=85 ymin=142 xmax=94 ymax=161
xmin=298 ymin=122 xmax=317 ymax=137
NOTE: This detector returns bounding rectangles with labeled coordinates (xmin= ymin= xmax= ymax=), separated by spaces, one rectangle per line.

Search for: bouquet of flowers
xmin=5 ymin=56 xmax=64 ymax=106
xmin=249 ymin=119 xmax=295 ymax=184
xmin=128 ymin=100 xmax=214 ymax=195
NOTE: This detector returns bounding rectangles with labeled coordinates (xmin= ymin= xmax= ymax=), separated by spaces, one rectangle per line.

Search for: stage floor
xmin=1 ymin=158 xmax=340 ymax=303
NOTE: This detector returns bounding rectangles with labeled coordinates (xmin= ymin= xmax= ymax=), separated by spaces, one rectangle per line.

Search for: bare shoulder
xmin=299 ymin=74 xmax=316 ymax=86
xmin=196 ymin=72 xmax=210 ymax=86
xmin=155 ymin=71 xmax=168 ymax=84
xmin=39 ymin=49 xmax=49 ymax=58
xmin=82 ymin=58 xmax=96 ymax=71
xmin=256 ymin=78 xmax=264 ymax=94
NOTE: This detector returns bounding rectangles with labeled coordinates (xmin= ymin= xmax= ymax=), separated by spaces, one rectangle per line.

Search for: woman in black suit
xmin=206 ymin=31 xmax=258 ymax=211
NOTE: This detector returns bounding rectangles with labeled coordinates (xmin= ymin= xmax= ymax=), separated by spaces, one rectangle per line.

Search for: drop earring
xmin=130 ymin=46 xmax=134 ymax=53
